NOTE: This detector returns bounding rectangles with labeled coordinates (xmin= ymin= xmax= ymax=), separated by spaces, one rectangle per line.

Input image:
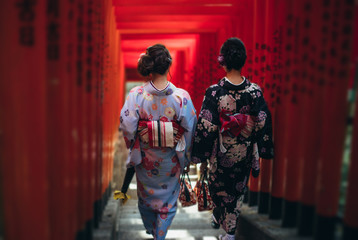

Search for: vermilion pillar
xmin=246 ymin=0 xmax=260 ymax=207
xmin=46 ymin=0 xmax=71 ymax=239
xmin=314 ymin=0 xmax=355 ymax=239
xmin=281 ymin=0 xmax=305 ymax=228
xmin=67 ymin=0 xmax=80 ymax=237
xmin=75 ymin=0 xmax=86 ymax=238
xmin=269 ymin=0 xmax=288 ymax=220
xmin=93 ymin=0 xmax=105 ymax=229
xmin=0 ymin=1 xmax=50 ymax=239
xmin=258 ymin=0 xmax=274 ymax=215
xmin=296 ymin=0 xmax=324 ymax=236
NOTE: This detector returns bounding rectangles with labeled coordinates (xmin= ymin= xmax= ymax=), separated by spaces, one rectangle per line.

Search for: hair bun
xmin=219 ymin=37 xmax=247 ymax=71
xmin=137 ymin=54 xmax=154 ymax=76
xmin=137 ymin=44 xmax=172 ymax=77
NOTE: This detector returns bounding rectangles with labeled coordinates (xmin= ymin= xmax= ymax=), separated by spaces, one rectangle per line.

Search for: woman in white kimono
xmin=119 ymin=44 xmax=197 ymax=240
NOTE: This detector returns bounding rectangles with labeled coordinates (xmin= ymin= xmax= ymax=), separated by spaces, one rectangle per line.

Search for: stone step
xmin=115 ymin=166 xmax=232 ymax=240
xmin=116 ymin=199 xmax=226 ymax=240
xmin=117 ymin=229 xmax=226 ymax=240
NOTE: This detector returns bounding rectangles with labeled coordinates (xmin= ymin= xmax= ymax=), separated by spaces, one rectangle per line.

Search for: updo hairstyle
xmin=137 ymin=44 xmax=172 ymax=77
xmin=218 ymin=37 xmax=247 ymax=71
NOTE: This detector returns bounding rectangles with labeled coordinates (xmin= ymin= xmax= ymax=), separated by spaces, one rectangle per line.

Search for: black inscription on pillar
xmin=47 ymin=0 xmax=60 ymax=60
xmin=272 ymin=27 xmax=283 ymax=105
xmin=77 ymin=2 xmax=84 ymax=86
xmin=86 ymin=0 xmax=94 ymax=93
xmin=16 ymin=0 xmax=36 ymax=46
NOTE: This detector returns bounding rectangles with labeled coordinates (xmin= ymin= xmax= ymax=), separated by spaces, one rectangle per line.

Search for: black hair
xmin=219 ymin=37 xmax=247 ymax=71
xmin=137 ymin=44 xmax=172 ymax=77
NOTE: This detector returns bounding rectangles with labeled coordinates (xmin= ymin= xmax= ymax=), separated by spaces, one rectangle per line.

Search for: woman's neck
xmin=151 ymin=73 xmax=168 ymax=90
xmin=226 ymin=70 xmax=244 ymax=85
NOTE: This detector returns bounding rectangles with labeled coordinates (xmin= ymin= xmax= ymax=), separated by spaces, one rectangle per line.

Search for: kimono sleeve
xmin=119 ymin=89 xmax=140 ymax=167
xmin=176 ymin=90 xmax=197 ymax=169
xmin=252 ymin=89 xmax=274 ymax=160
xmin=191 ymin=87 xmax=220 ymax=164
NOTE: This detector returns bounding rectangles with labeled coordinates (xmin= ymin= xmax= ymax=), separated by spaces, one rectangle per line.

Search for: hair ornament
xmin=138 ymin=52 xmax=146 ymax=62
xmin=218 ymin=54 xmax=225 ymax=65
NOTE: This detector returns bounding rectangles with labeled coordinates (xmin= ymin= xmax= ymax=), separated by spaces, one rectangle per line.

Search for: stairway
xmin=116 ymin=170 xmax=226 ymax=240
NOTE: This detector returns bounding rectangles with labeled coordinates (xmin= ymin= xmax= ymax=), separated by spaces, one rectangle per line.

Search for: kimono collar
xmin=220 ymin=77 xmax=250 ymax=91
xmin=143 ymin=81 xmax=176 ymax=96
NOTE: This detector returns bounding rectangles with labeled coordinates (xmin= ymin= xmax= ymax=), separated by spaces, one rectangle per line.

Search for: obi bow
xmin=219 ymin=110 xmax=255 ymax=138
xmin=218 ymin=110 xmax=255 ymax=153
xmin=138 ymin=120 xmax=185 ymax=150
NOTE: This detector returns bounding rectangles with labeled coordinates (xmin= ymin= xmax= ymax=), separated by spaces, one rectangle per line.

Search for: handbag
xmin=194 ymin=173 xmax=214 ymax=211
xmin=179 ymin=172 xmax=197 ymax=207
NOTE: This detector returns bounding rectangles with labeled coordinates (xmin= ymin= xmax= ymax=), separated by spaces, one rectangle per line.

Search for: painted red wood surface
xmin=282 ymin=0 xmax=305 ymax=204
xmin=0 ymin=1 xmax=50 ymax=239
xmin=46 ymin=0 xmax=71 ymax=239
xmin=270 ymin=0 xmax=288 ymax=201
xmin=315 ymin=0 xmax=355 ymax=218
xmin=0 ymin=0 xmax=357 ymax=239
xmin=344 ymin=2 xmax=358 ymax=230
xmin=299 ymin=0 xmax=323 ymax=208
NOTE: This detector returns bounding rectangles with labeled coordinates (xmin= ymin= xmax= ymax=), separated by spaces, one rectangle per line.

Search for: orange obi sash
xmin=138 ymin=120 xmax=185 ymax=148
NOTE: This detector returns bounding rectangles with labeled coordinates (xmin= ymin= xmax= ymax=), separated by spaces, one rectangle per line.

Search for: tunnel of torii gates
xmin=0 ymin=0 xmax=357 ymax=240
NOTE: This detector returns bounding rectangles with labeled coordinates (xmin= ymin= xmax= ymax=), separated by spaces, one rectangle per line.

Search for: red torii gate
xmin=0 ymin=0 xmax=357 ymax=240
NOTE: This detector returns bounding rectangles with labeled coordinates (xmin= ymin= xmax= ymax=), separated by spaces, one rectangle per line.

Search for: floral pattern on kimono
xmin=119 ymin=81 xmax=197 ymax=240
xmin=191 ymin=77 xmax=274 ymax=233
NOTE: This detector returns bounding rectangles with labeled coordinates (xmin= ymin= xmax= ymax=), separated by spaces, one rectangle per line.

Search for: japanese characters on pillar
xmin=74 ymin=0 xmax=89 ymax=237
xmin=67 ymin=0 xmax=80 ymax=237
xmin=281 ymin=0 xmax=305 ymax=228
xmin=297 ymin=0 xmax=324 ymax=236
xmin=257 ymin=0 xmax=274 ymax=214
xmin=85 ymin=0 xmax=96 ymax=235
xmin=315 ymin=0 xmax=356 ymax=239
xmin=93 ymin=0 xmax=105 ymax=228
xmin=46 ymin=0 xmax=72 ymax=239
xmin=0 ymin=0 xmax=49 ymax=239
xmin=269 ymin=0 xmax=287 ymax=220
xmin=248 ymin=0 xmax=265 ymax=207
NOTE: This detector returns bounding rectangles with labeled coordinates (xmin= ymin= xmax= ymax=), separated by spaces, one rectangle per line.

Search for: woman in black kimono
xmin=191 ymin=37 xmax=274 ymax=240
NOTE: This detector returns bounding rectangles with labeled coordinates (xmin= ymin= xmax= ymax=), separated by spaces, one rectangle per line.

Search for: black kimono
xmin=191 ymin=77 xmax=274 ymax=233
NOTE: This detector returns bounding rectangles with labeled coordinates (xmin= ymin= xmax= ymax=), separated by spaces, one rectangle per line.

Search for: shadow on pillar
xmin=248 ymin=190 xmax=258 ymax=207
xmin=269 ymin=195 xmax=282 ymax=220
xmin=258 ymin=192 xmax=270 ymax=214
xmin=297 ymin=203 xmax=315 ymax=236
xmin=343 ymin=225 xmax=358 ymax=240
xmin=314 ymin=214 xmax=337 ymax=240
xmin=281 ymin=200 xmax=298 ymax=228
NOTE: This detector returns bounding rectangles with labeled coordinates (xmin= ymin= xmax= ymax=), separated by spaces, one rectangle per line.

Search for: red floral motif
xmin=142 ymin=157 xmax=154 ymax=170
xmin=159 ymin=116 xmax=169 ymax=122
xmin=171 ymin=155 xmax=178 ymax=163
xmin=194 ymin=176 xmax=214 ymax=211
xmin=137 ymin=180 xmax=147 ymax=198
xmin=179 ymin=179 xmax=197 ymax=207
xmin=170 ymin=165 xmax=180 ymax=177
xmin=123 ymin=136 xmax=131 ymax=148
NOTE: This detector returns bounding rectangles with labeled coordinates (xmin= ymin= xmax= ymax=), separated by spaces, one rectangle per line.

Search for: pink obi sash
xmin=138 ymin=120 xmax=185 ymax=148
xmin=219 ymin=110 xmax=255 ymax=138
